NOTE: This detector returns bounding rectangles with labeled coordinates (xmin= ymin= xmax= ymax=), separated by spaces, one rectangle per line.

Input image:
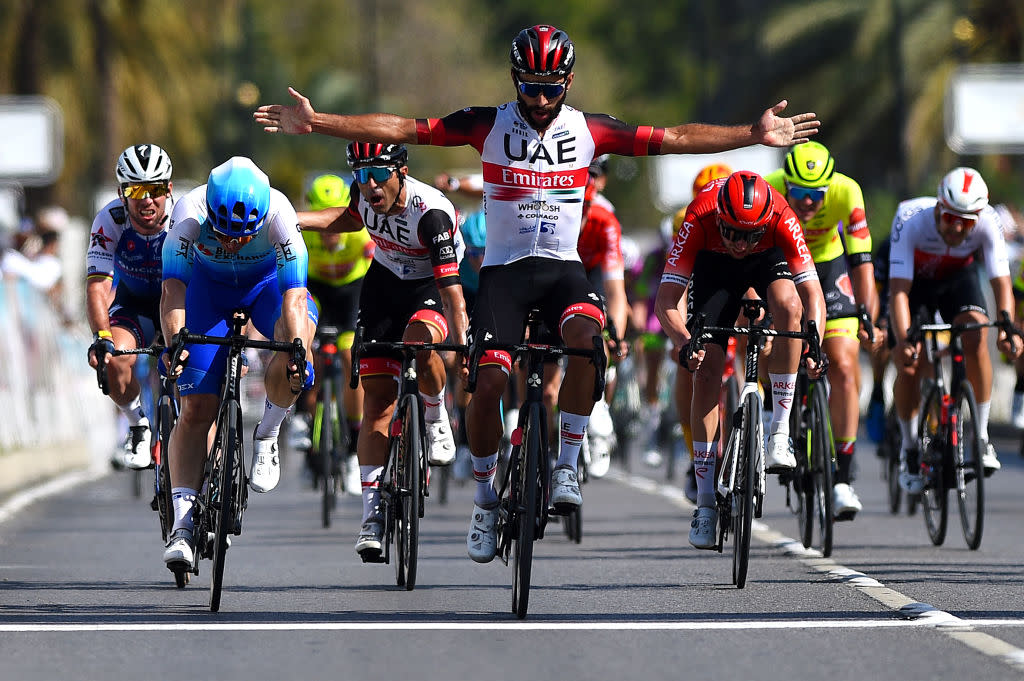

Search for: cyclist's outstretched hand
xmin=755 ymin=100 xmax=820 ymax=147
xmin=253 ymin=87 xmax=315 ymax=135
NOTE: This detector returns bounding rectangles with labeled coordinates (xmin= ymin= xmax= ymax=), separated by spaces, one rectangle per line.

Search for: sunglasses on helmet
xmin=718 ymin=220 xmax=766 ymax=245
xmin=122 ymin=182 xmax=170 ymax=200
xmin=515 ymin=77 xmax=567 ymax=99
xmin=786 ymin=183 xmax=828 ymax=202
xmin=352 ymin=166 xmax=396 ymax=184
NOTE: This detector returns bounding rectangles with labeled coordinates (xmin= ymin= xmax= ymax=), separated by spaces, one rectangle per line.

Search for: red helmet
xmin=346 ymin=142 xmax=408 ymax=168
xmin=510 ymin=25 xmax=575 ymax=77
xmin=717 ymin=171 xmax=774 ymax=230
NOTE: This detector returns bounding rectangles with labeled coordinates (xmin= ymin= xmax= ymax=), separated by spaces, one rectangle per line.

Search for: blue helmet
xmin=206 ymin=157 xmax=271 ymax=237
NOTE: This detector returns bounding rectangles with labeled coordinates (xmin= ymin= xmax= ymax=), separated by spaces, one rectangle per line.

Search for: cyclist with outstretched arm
xmin=254 ymin=23 xmax=819 ymax=564
xmin=298 ymin=142 xmax=468 ymax=561
xmin=654 ymin=171 xmax=826 ymax=550
xmin=889 ymin=167 xmax=1021 ymax=495
xmin=160 ymin=157 xmax=317 ymax=573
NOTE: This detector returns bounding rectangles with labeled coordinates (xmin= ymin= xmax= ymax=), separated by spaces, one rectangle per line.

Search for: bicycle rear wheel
xmin=513 ymin=401 xmax=543 ymax=618
xmin=209 ymin=399 xmax=240 ymax=612
xmin=732 ymin=392 xmax=757 ymax=589
xmin=394 ymin=394 xmax=421 ymax=590
xmin=954 ymin=381 xmax=984 ymax=549
xmin=918 ymin=385 xmax=947 ymax=546
xmin=808 ymin=382 xmax=834 ymax=557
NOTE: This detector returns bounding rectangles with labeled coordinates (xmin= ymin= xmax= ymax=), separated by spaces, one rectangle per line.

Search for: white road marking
xmin=1 ymin=619 xmax=1024 ymax=633
xmin=610 ymin=469 xmax=1024 ymax=673
xmin=0 ymin=468 xmax=106 ymax=526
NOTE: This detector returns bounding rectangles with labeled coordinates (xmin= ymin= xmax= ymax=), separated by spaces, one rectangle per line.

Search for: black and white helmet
xmin=115 ymin=144 xmax=173 ymax=184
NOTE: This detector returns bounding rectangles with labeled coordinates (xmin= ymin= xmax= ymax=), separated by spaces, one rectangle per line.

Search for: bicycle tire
xmin=808 ymin=382 xmax=834 ymax=557
xmin=884 ymin=406 xmax=903 ymax=515
xmin=320 ymin=374 xmax=337 ymax=529
xmin=732 ymin=392 xmax=757 ymax=589
xmin=790 ymin=383 xmax=813 ymax=549
xmin=513 ymin=401 xmax=543 ymax=618
xmin=918 ymin=384 xmax=948 ymax=547
xmin=954 ymin=381 xmax=984 ymax=549
xmin=209 ymin=399 xmax=240 ymax=612
xmin=394 ymin=394 xmax=421 ymax=590
xmin=156 ymin=395 xmax=175 ymax=543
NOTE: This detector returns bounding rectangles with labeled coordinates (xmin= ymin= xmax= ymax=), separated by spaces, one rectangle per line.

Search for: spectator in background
xmin=1 ymin=206 xmax=67 ymax=296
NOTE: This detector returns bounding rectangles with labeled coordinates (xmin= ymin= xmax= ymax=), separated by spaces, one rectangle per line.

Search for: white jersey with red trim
xmin=352 ymin=174 xmax=464 ymax=281
xmin=888 ymin=197 xmax=1009 ymax=282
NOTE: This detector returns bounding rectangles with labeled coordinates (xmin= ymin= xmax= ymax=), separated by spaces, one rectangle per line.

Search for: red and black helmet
xmin=717 ymin=171 xmax=775 ymax=230
xmin=510 ymin=25 xmax=575 ymax=77
xmin=346 ymin=142 xmax=408 ymax=169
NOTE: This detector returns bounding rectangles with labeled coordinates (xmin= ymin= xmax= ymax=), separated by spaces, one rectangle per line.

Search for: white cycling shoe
xmin=467 ymin=503 xmax=499 ymax=563
xmin=689 ymin=506 xmax=717 ymax=550
xmin=765 ymin=432 xmax=796 ymax=473
xmin=426 ymin=419 xmax=456 ymax=466
xmin=249 ymin=424 xmax=281 ymax=493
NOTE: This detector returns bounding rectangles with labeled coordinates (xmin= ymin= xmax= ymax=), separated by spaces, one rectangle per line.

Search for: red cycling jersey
xmin=661 ymin=178 xmax=817 ymax=287
xmin=577 ymin=202 xmax=624 ymax=280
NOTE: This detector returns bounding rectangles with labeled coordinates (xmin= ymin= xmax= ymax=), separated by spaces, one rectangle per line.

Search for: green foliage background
xmin=3 ymin=0 xmax=1024 ymax=244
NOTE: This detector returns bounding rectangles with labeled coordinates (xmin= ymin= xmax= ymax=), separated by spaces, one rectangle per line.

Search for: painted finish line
xmin=3 ymin=619 xmax=1024 ymax=633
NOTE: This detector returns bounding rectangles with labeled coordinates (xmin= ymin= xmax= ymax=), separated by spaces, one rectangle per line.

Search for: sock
xmin=976 ymin=400 xmax=991 ymax=442
xmin=171 ymin=487 xmax=198 ymax=533
xmin=420 ymin=387 xmax=445 ymax=422
xmin=118 ymin=394 xmax=147 ymax=427
xmin=692 ymin=441 xmax=717 ymax=508
xmin=898 ymin=417 xmax=918 ymax=452
xmin=472 ymin=452 xmax=499 ymax=507
xmin=255 ymin=399 xmax=290 ymax=439
xmin=360 ymin=465 xmax=383 ymax=521
xmin=835 ymin=440 xmax=855 ymax=484
xmin=555 ymin=410 xmax=590 ymax=469
xmin=768 ymin=373 xmax=796 ymax=436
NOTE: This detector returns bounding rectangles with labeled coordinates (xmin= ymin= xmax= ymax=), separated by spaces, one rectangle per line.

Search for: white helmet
xmin=115 ymin=144 xmax=173 ymax=184
xmin=620 ymin=235 xmax=641 ymax=271
xmin=937 ymin=167 xmax=988 ymax=215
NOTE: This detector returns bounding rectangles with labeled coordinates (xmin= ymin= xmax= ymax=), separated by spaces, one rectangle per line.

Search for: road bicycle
xmin=467 ymin=312 xmax=606 ymax=618
xmin=349 ymin=329 xmax=465 ymax=590
xmin=687 ymin=299 xmax=822 ymax=589
xmin=308 ymin=324 xmax=351 ymax=529
xmin=168 ymin=310 xmax=305 ymax=611
xmin=906 ymin=310 xmax=1019 ymax=550
xmin=95 ymin=343 xmax=179 ymax=577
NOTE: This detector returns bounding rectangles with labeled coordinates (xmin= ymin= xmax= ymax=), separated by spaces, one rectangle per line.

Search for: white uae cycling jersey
xmin=888 ymin=197 xmax=1009 ymax=282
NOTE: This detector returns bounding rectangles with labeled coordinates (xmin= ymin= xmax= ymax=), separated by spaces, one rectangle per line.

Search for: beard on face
xmin=516 ymin=93 xmax=566 ymax=131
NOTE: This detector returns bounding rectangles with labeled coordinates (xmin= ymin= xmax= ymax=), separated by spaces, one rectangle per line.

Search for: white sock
xmin=118 ymin=395 xmax=147 ymax=427
xmin=171 ymin=487 xmax=198 ymax=533
xmin=977 ymin=400 xmax=991 ymax=442
xmin=692 ymin=441 xmax=717 ymax=508
xmin=899 ymin=417 xmax=918 ymax=452
xmin=360 ymin=465 xmax=383 ymax=521
xmin=556 ymin=410 xmax=590 ymax=469
xmin=255 ymin=399 xmax=290 ymax=439
xmin=420 ymin=387 xmax=445 ymax=422
xmin=768 ymin=373 xmax=796 ymax=436
xmin=472 ymin=452 xmax=498 ymax=506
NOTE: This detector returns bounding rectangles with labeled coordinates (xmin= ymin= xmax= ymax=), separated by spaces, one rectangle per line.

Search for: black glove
xmin=89 ymin=336 xmax=114 ymax=362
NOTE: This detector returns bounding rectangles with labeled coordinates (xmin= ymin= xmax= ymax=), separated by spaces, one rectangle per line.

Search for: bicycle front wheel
xmin=513 ymin=401 xmax=543 ymax=619
xmin=808 ymin=382 xmax=834 ymax=557
xmin=883 ymin=405 xmax=903 ymax=515
xmin=209 ymin=399 xmax=240 ymax=612
xmin=394 ymin=394 xmax=421 ymax=590
xmin=320 ymin=375 xmax=338 ymax=529
xmin=732 ymin=392 xmax=757 ymax=589
xmin=918 ymin=384 xmax=948 ymax=546
xmin=954 ymin=381 xmax=984 ymax=549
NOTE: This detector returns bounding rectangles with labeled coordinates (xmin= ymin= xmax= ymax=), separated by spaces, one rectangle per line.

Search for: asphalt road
xmin=1 ymin=428 xmax=1022 ymax=681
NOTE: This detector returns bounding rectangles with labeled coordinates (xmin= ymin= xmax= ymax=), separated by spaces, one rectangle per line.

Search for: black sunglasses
xmin=515 ymin=77 xmax=567 ymax=99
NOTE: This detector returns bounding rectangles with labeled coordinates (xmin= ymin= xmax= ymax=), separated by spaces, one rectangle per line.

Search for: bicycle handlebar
xmin=906 ymin=309 xmax=1022 ymax=346
xmin=685 ymin=307 xmax=822 ymax=367
xmin=857 ymin=304 xmax=875 ymax=344
xmin=348 ymin=325 xmax=467 ymax=389
xmin=465 ymin=335 xmax=607 ymax=402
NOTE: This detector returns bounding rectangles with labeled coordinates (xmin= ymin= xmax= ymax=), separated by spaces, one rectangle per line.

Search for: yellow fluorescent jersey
xmin=764 ymin=170 xmax=872 ymax=266
xmin=302 ymin=229 xmax=373 ymax=287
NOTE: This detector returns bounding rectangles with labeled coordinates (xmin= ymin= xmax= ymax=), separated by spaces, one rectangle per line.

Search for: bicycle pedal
xmin=549 ymin=502 xmax=577 ymax=516
xmin=834 ymin=510 xmax=857 ymax=522
xmin=359 ymin=550 xmax=386 ymax=564
xmin=150 ymin=496 xmax=159 ymax=512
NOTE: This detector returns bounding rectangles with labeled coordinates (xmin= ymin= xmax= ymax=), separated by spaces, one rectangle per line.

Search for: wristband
xmin=96 ymin=330 xmax=113 ymax=340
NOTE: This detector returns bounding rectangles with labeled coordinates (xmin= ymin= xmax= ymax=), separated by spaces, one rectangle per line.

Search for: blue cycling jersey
xmin=87 ymin=199 xmax=167 ymax=300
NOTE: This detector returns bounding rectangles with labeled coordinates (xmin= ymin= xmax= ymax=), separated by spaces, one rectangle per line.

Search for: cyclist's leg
xmin=823 ymin=321 xmax=863 ymax=515
xmin=355 ymin=369 xmax=398 ymax=558
xmin=107 ymin=301 xmax=158 ymax=468
xmin=406 ymin=304 xmax=455 ymax=466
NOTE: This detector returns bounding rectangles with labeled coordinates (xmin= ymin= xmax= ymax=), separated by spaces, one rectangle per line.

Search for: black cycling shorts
xmin=908 ymin=261 xmax=987 ymax=324
xmin=356 ymin=261 xmax=446 ymax=365
xmin=471 ymin=257 xmax=605 ymax=372
xmin=688 ymin=248 xmax=792 ymax=349
xmin=308 ymin=277 xmax=361 ymax=332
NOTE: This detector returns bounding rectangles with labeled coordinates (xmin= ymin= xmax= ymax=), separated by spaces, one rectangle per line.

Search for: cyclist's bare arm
xmin=796 ymin=278 xmax=827 ymax=377
xmin=655 ymin=281 xmax=694 ymax=368
xmin=438 ymin=283 xmax=469 ymax=346
xmin=603 ymin=277 xmax=629 ymax=356
xmin=160 ymin=278 xmax=188 ymax=375
xmin=253 ymin=87 xmax=417 ymax=143
xmin=850 ymin=261 xmax=880 ymax=345
xmin=659 ymin=101 xmax=819 ymax=154
xmin=991 ymin=275 xmax=1023 ymax=357
xmin=888 ymin=278 xmax=917 ymax=364
xmin=86 ymin=277 xmax=113 ymax=338
xmin=296 ymin=206 xmax=363 ymax=233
